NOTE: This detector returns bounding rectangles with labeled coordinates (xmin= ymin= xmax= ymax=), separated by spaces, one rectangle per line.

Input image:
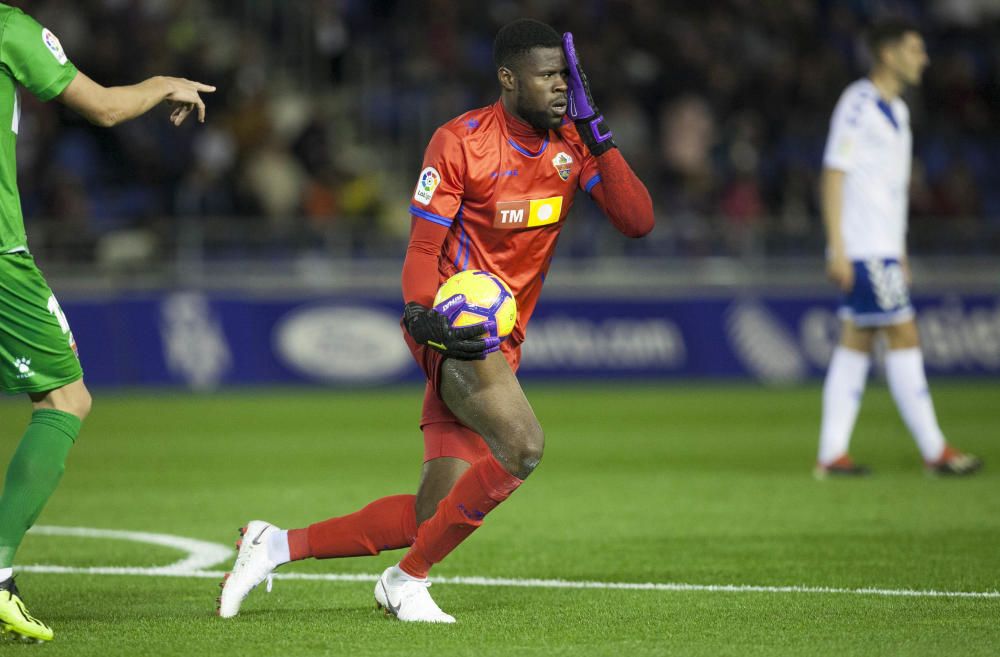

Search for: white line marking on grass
xmin=25 ymin=525 xmax=232 ymax=573
xmin=17 ymin=526 xmax=1000 ymax=600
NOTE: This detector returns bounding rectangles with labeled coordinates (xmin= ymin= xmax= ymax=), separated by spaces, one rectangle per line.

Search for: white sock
xmin=885 ymin=348 xmax=946 ymax=462
xmin=0 ymin=567 xmax=12 ymax=582
xmin=393 ymin=563 xmax=427 ymax=582
xmin=818 ymin=347 xmax=871 ymax=465
xmin=268 ymin=530 xmax=290 ymax=566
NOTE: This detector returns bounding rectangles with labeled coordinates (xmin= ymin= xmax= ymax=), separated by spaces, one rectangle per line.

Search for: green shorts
xmin=0 ymin=252 xmax=82 ymax=394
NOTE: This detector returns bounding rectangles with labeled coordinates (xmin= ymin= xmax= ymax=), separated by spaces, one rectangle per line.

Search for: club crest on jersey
xmin=551 ymin=152 xmax=573 ymax=181
xmin=413 ymin=167 xmax=441 ymax=206
xmin=41 ymin=28 xmax=68 ymax=65
xmin=493 ymin=196 xmax=564 ymax=229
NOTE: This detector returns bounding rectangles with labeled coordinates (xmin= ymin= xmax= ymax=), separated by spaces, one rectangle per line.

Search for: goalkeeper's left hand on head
xmin=562 ymin=32 xmax=617 ymax=157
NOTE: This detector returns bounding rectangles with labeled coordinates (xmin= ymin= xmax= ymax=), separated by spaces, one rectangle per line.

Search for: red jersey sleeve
xmin=589 ymin=149 xmax=655 ymax=238
xmin=577 ymin=148 xmax=602 ymax=196
xmin=563 ymin=121 xmax=653 ymax=237
xmin=402 ymin=127 xmax=466 ymax=306
xmin=401 ymin=217 xmax=448 ymax=306
xmin=409 ymin=127 xmax=466 ymax=228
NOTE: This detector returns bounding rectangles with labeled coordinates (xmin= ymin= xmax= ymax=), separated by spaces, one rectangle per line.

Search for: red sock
xmin=399 ymin=454 xmax=522 ymax=578
xmin=287 ymin=494 xmax=417 ymax=560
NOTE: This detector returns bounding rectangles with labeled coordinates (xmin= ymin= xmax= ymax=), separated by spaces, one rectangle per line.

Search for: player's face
xmin=513 ymin=47 xmax=569 ymax=130
xmin=889 ymin=32 xmax=929 ymax=86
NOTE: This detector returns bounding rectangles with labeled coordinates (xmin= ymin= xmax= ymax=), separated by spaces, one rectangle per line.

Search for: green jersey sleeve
xmin=0 ymin=8 xmax=77 ymax=101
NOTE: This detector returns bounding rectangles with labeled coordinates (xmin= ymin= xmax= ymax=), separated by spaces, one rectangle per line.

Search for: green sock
xmin=0 ymin=409 xmax=80 ymax=568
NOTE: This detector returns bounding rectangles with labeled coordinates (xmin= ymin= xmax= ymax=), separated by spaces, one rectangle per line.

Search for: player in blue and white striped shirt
xmin=816 ymin=19 xmax=981 ymax=478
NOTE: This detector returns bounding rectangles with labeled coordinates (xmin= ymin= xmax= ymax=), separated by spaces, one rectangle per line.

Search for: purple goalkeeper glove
xmin=562 ymin=32 xmax=616 ymax=156
xmin=403 ymin=294 xmax=500 ymax=361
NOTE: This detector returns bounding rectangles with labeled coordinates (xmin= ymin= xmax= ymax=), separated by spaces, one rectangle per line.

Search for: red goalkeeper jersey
xmin=407 ymin=100 xmax=601 ymax=347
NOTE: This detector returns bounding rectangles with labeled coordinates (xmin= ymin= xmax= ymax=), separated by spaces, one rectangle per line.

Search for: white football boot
xmin=217 ymin=520 xmax=281 ymax=618
xmin=374 ymin=565 xmax=456 ymax=623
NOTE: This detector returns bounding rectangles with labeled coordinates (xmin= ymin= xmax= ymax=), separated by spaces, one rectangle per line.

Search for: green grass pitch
xmin=1 ymin=381 xmax=997 ymax=656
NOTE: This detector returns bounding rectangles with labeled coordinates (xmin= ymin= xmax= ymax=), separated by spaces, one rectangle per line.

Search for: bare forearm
xmin=95 ymin=77 xmax=173 ymax=127
xmin=820 ymin=168 xmax=846 ymax=258
xmin=59 ymin=72 xmax=214 ymax=128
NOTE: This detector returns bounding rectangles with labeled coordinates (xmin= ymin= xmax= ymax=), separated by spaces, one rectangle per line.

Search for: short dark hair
xmin=493 ymin=19 xmax=562 ymax=71
xmin=866 ymin=18 xmax=920 ymax=61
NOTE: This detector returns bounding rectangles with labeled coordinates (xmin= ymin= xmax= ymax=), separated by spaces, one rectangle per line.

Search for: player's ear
xmin=497 ymin=66 xmax=516 ymax=92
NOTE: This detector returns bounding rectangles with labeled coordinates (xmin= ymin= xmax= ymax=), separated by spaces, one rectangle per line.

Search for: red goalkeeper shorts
xmin=402 ymin=325 xmax=521 ymax=463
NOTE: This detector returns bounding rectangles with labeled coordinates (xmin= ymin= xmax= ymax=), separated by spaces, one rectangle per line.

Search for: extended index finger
xmin=186 ymin=81 xmax=217 ymax=93
xmin=562 ymin=32 xmax=577 ymax=62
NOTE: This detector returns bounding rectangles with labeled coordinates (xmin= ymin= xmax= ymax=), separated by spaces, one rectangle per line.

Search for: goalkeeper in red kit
xmin=219 ymin=19 xmax=654 ymax=622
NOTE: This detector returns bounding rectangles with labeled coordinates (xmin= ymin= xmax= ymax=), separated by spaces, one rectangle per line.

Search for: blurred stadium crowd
xmin=14 ymin=0 xmax=1000 ymax=266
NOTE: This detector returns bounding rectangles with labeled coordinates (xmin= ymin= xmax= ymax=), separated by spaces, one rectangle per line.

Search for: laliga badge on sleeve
xmin=41 ymin=28 xmax=68 ymax=65
xmin=413 ymin=167 xmax=441 ymax=205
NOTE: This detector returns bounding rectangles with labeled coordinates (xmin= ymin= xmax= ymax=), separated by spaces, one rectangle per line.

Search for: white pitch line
xmin=17 ymin=566 xmax=999 ymax=601
xmin=19 ymin=526 xmax=1000 ymax=600
xmin=27 ymin=525 xmax=232 ymax=573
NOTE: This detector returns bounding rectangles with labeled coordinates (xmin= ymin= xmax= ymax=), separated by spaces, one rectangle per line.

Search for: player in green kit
xmin=0 ymin=4 xmax=214 ymax=642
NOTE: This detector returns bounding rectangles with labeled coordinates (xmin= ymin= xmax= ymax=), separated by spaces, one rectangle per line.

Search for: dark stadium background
xmin=5 ymin=0 xmax=1000 ymax=389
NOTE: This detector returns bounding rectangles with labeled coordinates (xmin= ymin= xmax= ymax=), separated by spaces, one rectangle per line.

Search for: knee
xmin=507 ymin=418 xmax=544 ymax=479
xmin=887 ymin=323 xmax=920 ymax=349
xmin=31 ymin=382 xmax=92 ymax=420
xmin=61 ymin=388 xmax=93 ymax=420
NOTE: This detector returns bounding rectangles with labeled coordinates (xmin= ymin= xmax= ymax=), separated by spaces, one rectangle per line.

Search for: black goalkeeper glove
xmin=403 ymin=295 xmax=500 ymax=361
xmin=562 ymin=32 xmax=617 ymax=157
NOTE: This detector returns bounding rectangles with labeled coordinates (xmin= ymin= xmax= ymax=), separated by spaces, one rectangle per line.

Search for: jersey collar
xmin=496 ymin=100 xmax=550 ymax=157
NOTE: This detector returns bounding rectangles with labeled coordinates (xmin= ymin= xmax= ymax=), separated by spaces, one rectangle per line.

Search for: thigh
xmin=884 ymin=318 xmax=920 ymax=349
xmin=29 ymin=377 xmax=91 ymax=417
xmin=413 ymin=337 xmax=524 ymax=430
xmin=0 ymin=254 xmax=82 ymax=395
xmin=839 ymin=320 xmax=876 ymax=352
xmin=438 ymin=350 xmax=539 ymax=456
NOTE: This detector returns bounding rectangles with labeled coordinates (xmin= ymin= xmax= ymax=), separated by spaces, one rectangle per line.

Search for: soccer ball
xmin=433 ymin=269 xmax=517 ymax=339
